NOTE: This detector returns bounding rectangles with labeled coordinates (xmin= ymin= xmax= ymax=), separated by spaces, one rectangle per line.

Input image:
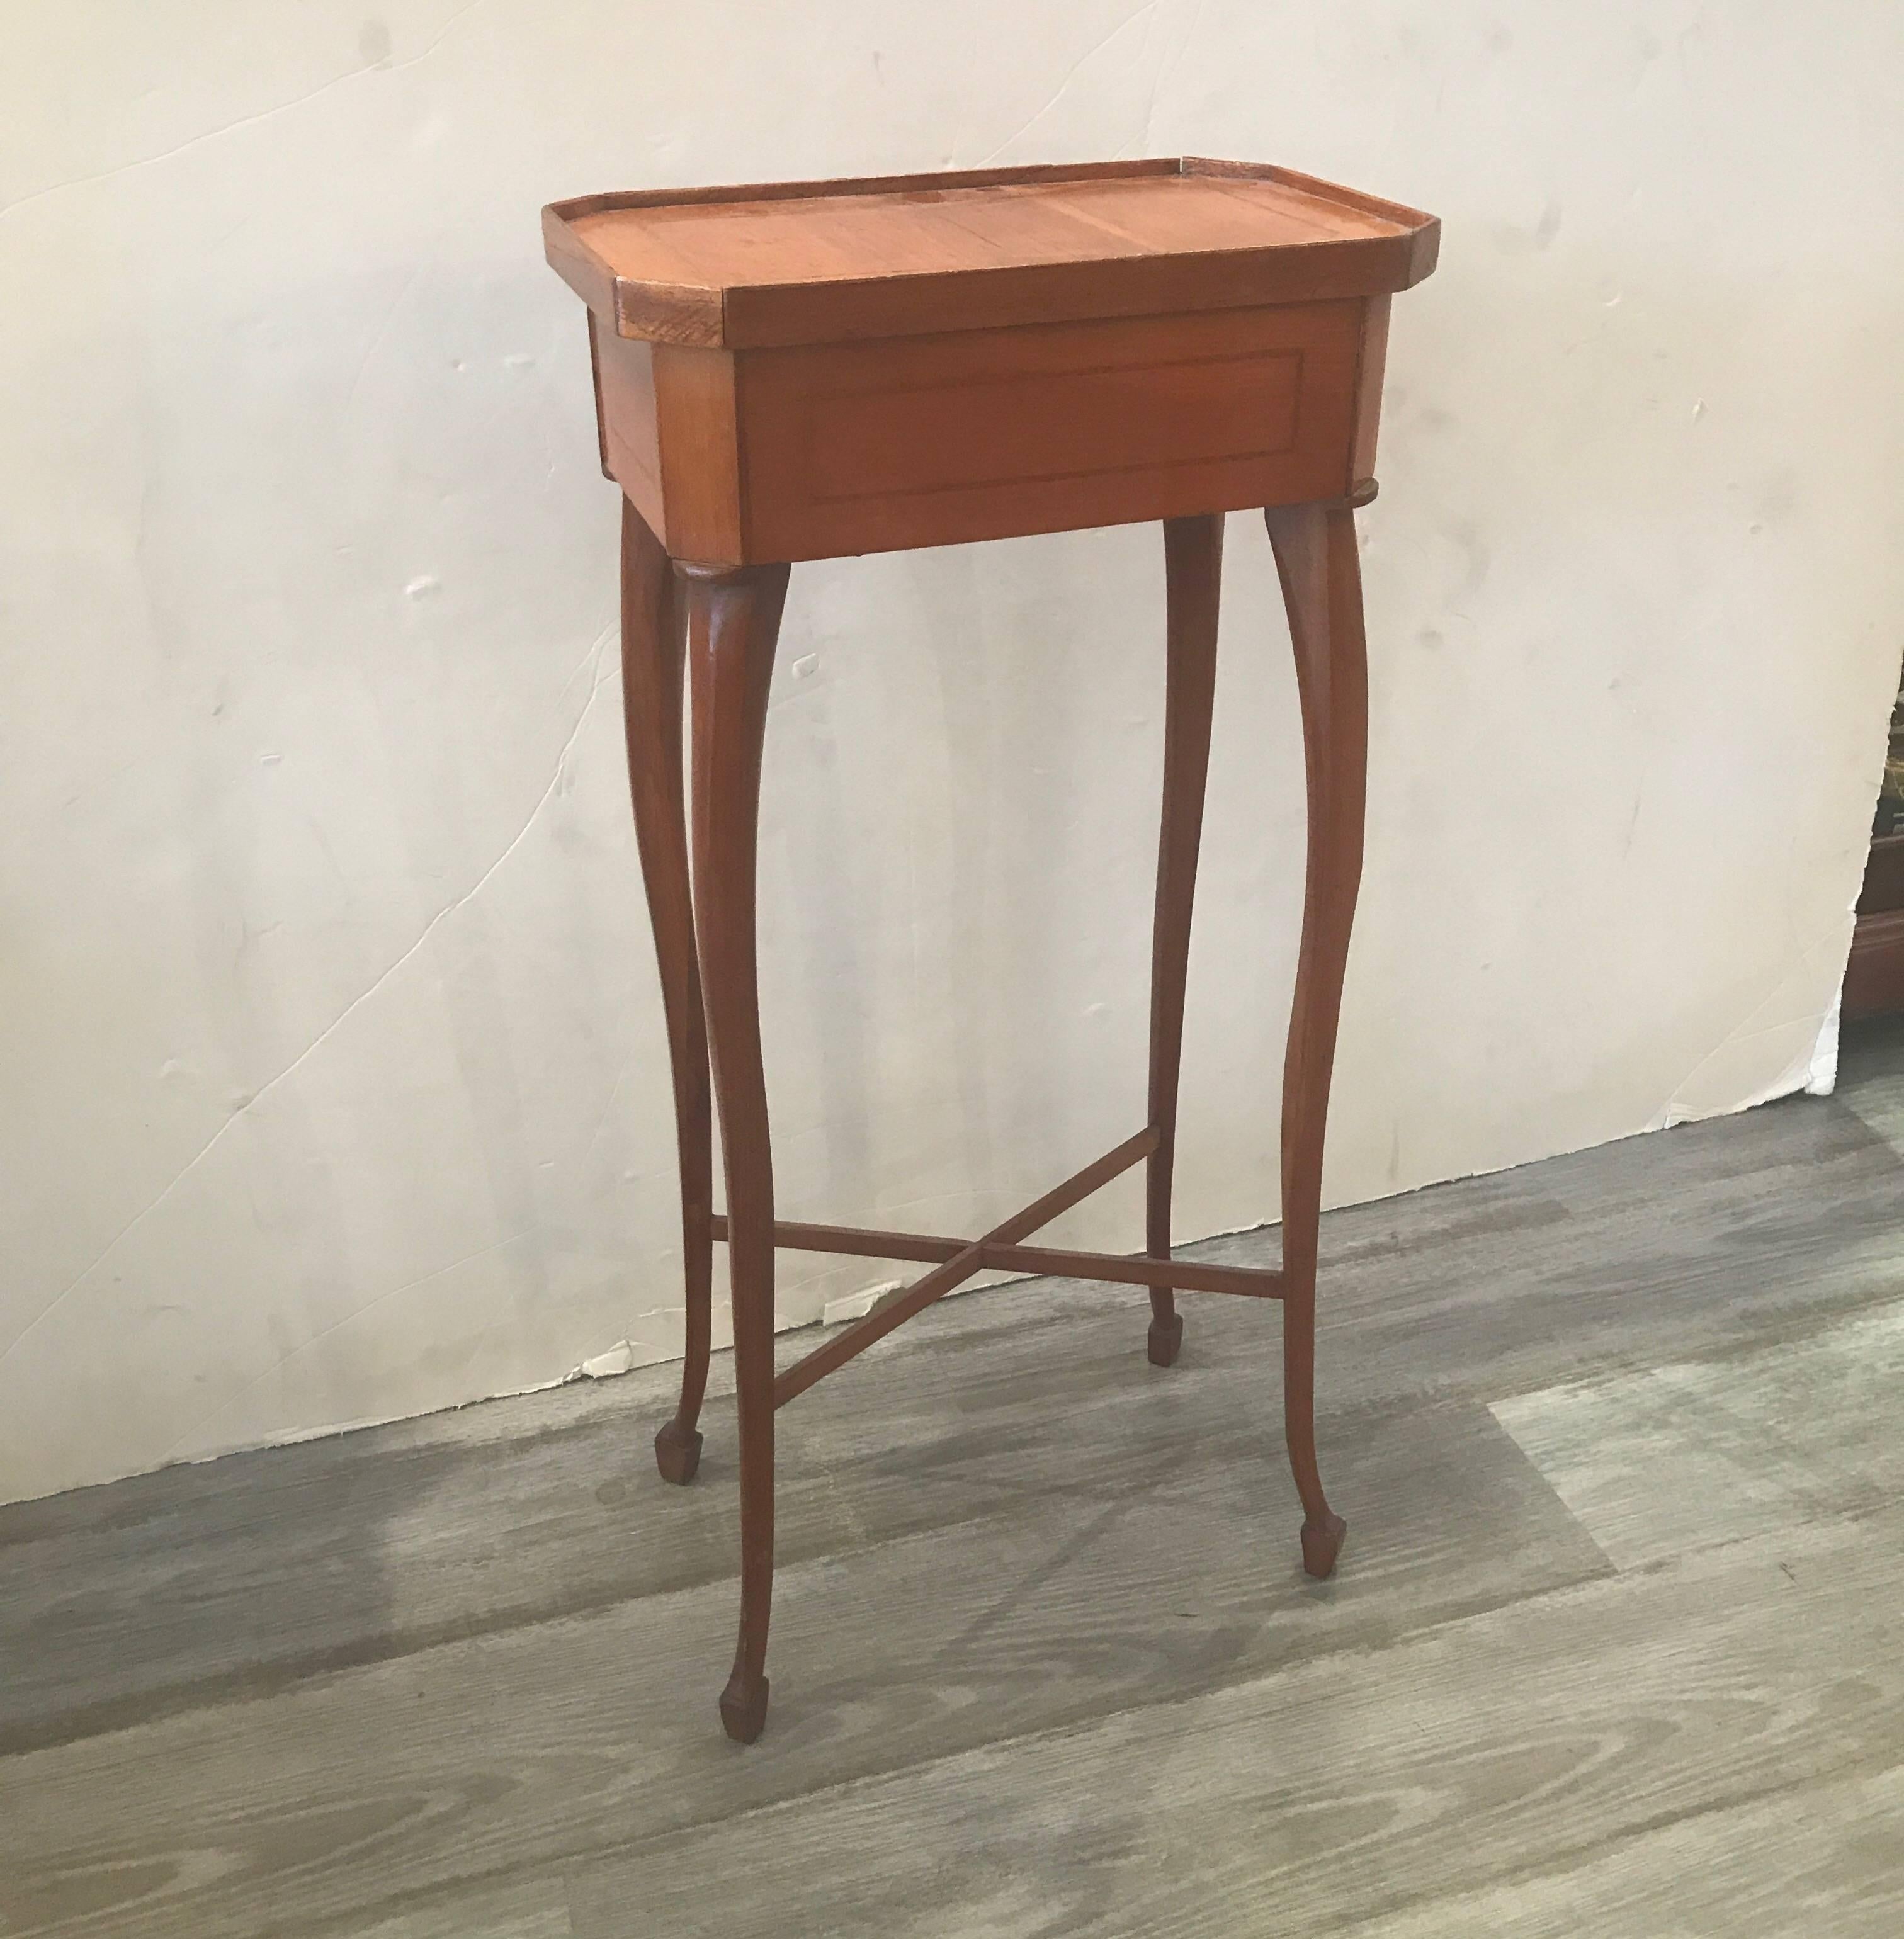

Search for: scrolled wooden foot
xmin=654 ymin=1420 xmax=703 ymax=1485
xmin=1147 ymin=1312 xmax=1184 ymax=1367
xmin=719 ymin=1670 xmax=770 ymax=1744
xmin=1300 ymin=1512 xmax=1347 ymax=1580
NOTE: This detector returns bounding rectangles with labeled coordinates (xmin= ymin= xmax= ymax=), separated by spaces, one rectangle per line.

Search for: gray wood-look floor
xmin=8 ymin=1022 xmax=1904 ymax=1938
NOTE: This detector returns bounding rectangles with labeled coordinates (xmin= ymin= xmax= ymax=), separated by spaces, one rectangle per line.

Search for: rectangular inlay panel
xmin=805 ymin=351 xmax=1303 ymax=504
xmin=733 ymin=299 xmax=1363 ymax=560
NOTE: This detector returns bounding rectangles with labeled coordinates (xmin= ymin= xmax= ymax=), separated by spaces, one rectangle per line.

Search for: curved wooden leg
xmin=620 ymin=501 xmax=714 ymax=1486
xmin=684 ymin=557 xmax=790 ymax=1743
xmin=1262 ymin=500 xmax=1367 ymax=1580
xmin=1147 ymin=514 xmax=1224 ymax=1367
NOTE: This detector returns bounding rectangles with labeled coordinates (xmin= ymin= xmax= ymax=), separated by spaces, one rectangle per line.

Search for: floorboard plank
xmin=1340 ymin=1759 xmax=1904 ymax=1938
xmin=0 ymin=1376 xmax=1028 ymax=1755
xmin=1493 ymin=1296 xmax=1904 ymax=1569
xmin=312 ymin=1874 xmax=574 ymax=1939
xmin=564 ymin=1505 xmax=1904 ymax=1938
xmin=0 ymin=1400 xmax=1601 ymax=1938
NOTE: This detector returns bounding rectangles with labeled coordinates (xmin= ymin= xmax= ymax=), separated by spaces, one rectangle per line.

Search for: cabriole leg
xmin=1146 ymin=514 xmax=1224 ymax=1367
xmin=620 ymin=501 xmax=714 ymax=1486
xmin=1262 ymin=501 xmax=1367 ymax=1580
xmin=683 ymin=557 xmax=791 ymax=1741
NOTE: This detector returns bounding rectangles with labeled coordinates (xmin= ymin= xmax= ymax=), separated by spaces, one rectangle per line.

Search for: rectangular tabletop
xmin=546 ymin=158 xmax=1438 ymax=348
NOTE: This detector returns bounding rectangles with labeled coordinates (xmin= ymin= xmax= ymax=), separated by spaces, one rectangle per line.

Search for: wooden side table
xmin=543 ymin=157 xmax=1439 ymax=1742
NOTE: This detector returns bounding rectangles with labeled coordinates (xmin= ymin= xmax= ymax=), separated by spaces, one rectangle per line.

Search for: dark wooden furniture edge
xmin=1845 ymin=834 xmax=1904 ymax=1021
xmin=1858 ymin=830 xmax=1904 ymax=916
xmin=543 ymin=157 xmax=1439 ymax=350
xmin=1846 ymin=908 xmax=1904 ymax=1022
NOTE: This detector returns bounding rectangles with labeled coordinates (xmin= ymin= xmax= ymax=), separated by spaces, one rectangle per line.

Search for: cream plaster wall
xmin=3 ymin=1 xmax=1900 ymax=1505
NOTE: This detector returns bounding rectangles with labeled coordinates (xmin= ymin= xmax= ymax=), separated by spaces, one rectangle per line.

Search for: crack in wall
xmin=975 ymin=1 xmax=1160 ymax=166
